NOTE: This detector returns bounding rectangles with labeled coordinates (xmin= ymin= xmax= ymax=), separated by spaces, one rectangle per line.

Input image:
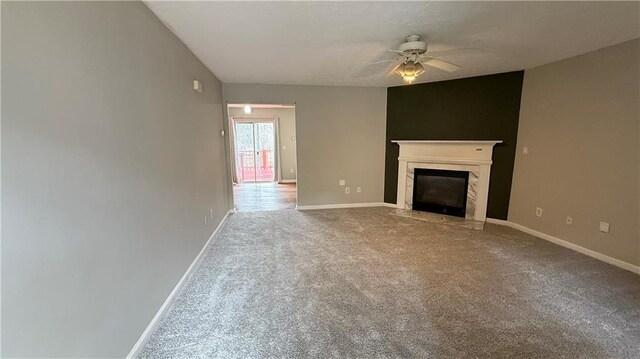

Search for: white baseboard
xmin=486 ymin=218 xmax=639 ymax=275
xmin=296 ymin=202 xmax=388 ymax=210
xmin=381 ymin=202 xmax=398 ymax=208
xmin=126 ymin=210 xmax=232 ymax=358
xmin=278 ymin=179 xmax=296 ymax=184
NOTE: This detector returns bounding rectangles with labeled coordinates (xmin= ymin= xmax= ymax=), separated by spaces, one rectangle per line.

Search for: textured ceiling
xmin=145 ymin=1 xmax=639 ymax=87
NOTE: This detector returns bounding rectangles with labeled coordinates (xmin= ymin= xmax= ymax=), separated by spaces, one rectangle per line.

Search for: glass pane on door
xmin=255 ymin=122 xmax=275 ymax=181
xmin=235 ymin=122 xmax=256 ymax=182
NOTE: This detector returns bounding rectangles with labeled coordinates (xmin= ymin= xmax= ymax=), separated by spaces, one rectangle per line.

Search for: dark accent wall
xmin=384 ymin=71 xmax=524 ymax=219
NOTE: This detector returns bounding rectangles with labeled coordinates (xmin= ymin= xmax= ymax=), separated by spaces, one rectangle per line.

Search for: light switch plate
xmin=599 ymin=221 xmax=610 ymax=233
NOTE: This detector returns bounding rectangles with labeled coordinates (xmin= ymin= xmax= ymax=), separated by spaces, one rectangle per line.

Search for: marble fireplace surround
xmin=393 ymin=140 xmax=502 ymax=223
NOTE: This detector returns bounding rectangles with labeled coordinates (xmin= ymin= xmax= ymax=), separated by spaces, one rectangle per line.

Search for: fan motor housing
xmin=399 ymin=41 xmax=427 ymax=54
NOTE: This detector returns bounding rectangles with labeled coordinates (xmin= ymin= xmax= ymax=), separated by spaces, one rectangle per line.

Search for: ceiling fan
xmin=374 ymin=34 xmax=467 ymax=83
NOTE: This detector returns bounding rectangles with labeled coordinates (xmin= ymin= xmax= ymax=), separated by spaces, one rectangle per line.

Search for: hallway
xmin=233 ymin=182 xmax=296 ymax=212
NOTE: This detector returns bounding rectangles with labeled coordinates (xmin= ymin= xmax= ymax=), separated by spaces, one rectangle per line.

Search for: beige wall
xmin=228 ymin=107 xmax=297 ymax=181
xmin=222 ymin=84 xmax=387 ymax=206
xmin=2 ymin=2 xmax=229 ymax=357
xmin=509 ymin=39 xmax=640 ymax=267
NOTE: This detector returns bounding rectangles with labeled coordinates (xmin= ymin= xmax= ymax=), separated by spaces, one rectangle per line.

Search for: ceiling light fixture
xmin=243 ymin=105 xmax=253 ymax=114
xmin=394 ymin=60 xmax=425 ymax=83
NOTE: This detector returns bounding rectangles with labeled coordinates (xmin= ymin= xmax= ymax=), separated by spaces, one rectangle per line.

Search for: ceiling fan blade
xmin=386 ymin=61 xmax=403 ymax=77
xmin=367 ymin=59 xmax=397 ymax=65
xmin=423 ymin=58 xmax=461 ymax=72
xmin=427 ymin=48 xmax=484 ymax=57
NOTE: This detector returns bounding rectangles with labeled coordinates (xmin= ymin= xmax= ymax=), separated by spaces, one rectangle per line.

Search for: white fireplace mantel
xmin=392 ymin=140 xmax=502 ymax=223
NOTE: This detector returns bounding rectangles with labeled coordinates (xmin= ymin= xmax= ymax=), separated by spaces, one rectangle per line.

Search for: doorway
xmin=228 ymin=104 xmax=297 ymax=212
xmin=234 ymin=121 xmax=275 ymax=182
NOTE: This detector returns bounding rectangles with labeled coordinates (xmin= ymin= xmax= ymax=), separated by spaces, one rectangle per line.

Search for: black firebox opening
xmin=412 ymin=168 xmax=469 ymax=218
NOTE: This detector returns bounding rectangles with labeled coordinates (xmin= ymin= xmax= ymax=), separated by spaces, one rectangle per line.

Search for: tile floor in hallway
xmin=233 ymin=182 xmax=296 ymax=212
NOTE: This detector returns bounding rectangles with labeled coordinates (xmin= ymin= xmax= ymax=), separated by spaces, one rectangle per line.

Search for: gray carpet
xmin=140 ymin=207 xmax=640 ymax=358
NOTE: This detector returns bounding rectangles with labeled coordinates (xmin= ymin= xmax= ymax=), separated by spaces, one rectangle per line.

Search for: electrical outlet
xmin=566 ymin=216 xmax=573 ymax=225
xmin=535 ymin=207 xmax=543 ymax=217
xmin=290 ymin=168 xmax=294 ymax=174
xmin=523 ymin=146 xmax=528 ymax=155
xmin=339 ymin=180 xmax=345 ymax=186
xmin=599 ymin=221 xmax=610 ymax=233
xmin=345 ymin=187 xmax=350 ymax=194
xmin=356 ymin=186 xmax=361 ymax=193
xmin=193 ymin=79 xmax=203 ymax=93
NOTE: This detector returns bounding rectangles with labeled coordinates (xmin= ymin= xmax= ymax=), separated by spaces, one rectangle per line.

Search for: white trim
xmin=486 ymin=218 xmax=640 ymax=275
xmin=392 ymin=140 xmax=503 ymax=145
xmin=231 ymin=116 xmax=276 ymax=122
xmin=381 ymin=202 xmax=398 ymax=208
xmin=398 ymin=156 xmax=493 ymax=165
xmin=278 ymin=179 xmax=297 ymax=184
xmin=275 ymin=117 xmax=282 ymax=183
xmin=296 ymin=202 xmax=387 ymax=210
xmin=227 ymin=103 xmax=295 ymax=109
xmin=126 ymin=210 xmax=233 ymax=359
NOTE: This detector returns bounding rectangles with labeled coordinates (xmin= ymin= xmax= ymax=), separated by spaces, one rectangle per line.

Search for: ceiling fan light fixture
xmin=395 ymin=60 xmax=425 ymax=82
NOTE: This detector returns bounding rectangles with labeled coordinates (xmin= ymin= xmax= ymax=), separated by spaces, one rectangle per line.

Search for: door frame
xmin=231 ymin=117 xmax=278 ymax=183
xmin=224 ymin=102 xmax=298 ymax=212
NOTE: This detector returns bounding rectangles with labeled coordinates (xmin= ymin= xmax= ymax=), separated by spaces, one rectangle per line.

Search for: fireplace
xmin=392 ymin=140 xmax=502 ymax=224
xmin=413 ymin=168 xmax=469 ymax=217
